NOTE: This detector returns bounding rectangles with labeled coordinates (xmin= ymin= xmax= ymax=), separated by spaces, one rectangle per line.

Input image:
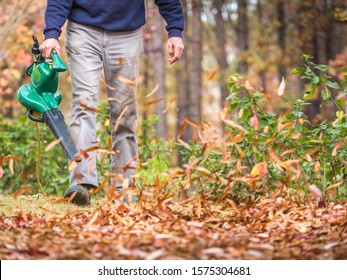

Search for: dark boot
xmin=64 ymin=184 xmax=96 ymax=206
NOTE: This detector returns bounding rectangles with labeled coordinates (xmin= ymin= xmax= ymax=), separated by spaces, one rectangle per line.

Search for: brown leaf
xmin=227 ymin=199 xmax=242 ymax=216
xmin=184 ymin=117 xmax=201 ymax=129
xmin=145 ymin=84 xmax=159 ymax=98
xmin=113 ymin=106 xmax=128 ymax=133
xmin=79 ymin=102 xmax=101 ymax=113
xmin=220 ymin=102 xmax=228 ymax=120
xmin=326 ymin=181 xmax=343 ymax=192
xmin=250 ymin=162 xmax=268 ymax=178
xmin=115 ymin=74 xmax=136 ymax=87
xmin=206 ymin=69 xmax=218 ymax=82
xmin=13 ymin=186 xmax=33 ymax=200
xmin=45 ymin=137 xmax=62 ymax=152
xmin=144 ymin=97 xmax=165 ymax=106
xmin=250 ymin=114 xmax=259 ymax=130
xmin=332 ymin=138 xmax=344 ymax=156
xmin=223 ymin=119 xmax=247 ymax=133
xmin=162 ymin=96 xmax=177 ymax=114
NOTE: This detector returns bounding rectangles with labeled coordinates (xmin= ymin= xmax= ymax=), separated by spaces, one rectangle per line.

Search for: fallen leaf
xmin=250 ymin=162 xmax=268 ymax=178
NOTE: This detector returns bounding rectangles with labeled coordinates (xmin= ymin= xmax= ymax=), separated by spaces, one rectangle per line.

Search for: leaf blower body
xmin=18 ymin=36 xmax=81 ymax=162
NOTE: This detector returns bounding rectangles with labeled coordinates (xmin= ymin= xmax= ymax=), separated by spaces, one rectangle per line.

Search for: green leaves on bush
xmin=179 ymin=56 xmax=347 ymax=203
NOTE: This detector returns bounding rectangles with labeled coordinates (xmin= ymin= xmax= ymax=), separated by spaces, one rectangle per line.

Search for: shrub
xmin=178 ymin=56 xmax=347 ymax=203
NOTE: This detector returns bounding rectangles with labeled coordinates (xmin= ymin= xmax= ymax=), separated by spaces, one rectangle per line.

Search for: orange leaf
xmin=13 ymin=186 xmax=33 ymax=200
xmin=223 ymin=119 xmax=247 ymax=133
xmin=184 ymin=117 xmax=201 ymax=129
xmin=332 ymin=138 xmax=344 ymax=156
xmin=113 ymin=106 xmax=128 ymax=132
xmin=230 ymin=131 xmax=245 ymax=145
xmin=69 ymin=160 xmax=78 ymax=171
xmin=162 ymin=96 xmax=177 ymax=113
xmin=206 ymin=69 xmax=218 ymax=82
xmin=144 ymin=98 xmax=165 ymax=106
xmin=220 ymin=103 xmax=228 ymax=120
xmin=145 ymin=84 xmax=159 ymax=98
xmin=118 ymin=57 xmax=124 ymax=65
xmin=79 ymin=102 xmax=101 ymax=113
xmin=250 ymin=114 xmax=259 ymax=130
xmin=115 ymin=74 xmax=136 ymax=87
xmin=227 ymin=199 xmax=242 ymax=216
xmin=250 ymin=162 xmax=268 ymax=178
xmin=326 ymin=181 xmax=343 ymax=192
xmin=45 ymin=137 xmax=62 ymax=152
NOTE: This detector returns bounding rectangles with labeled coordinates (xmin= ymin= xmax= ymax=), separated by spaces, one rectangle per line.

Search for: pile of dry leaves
xmin=0 ymin=192 xmax=346 ymax=260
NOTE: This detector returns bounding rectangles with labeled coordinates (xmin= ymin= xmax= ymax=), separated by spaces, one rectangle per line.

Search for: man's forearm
xmin=155 ymin=0 xmax=185 ymax=38
xmin=44 ymin=0 xmax=74 ymax=40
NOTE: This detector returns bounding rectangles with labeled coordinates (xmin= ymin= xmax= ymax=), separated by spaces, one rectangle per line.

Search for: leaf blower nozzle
xmin=17 ymin=36 xmax=81 ymax=162
xmin=43 ymin=109 xmax=81 ymax=162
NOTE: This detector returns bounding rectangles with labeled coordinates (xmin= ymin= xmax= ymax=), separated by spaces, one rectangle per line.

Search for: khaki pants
xmin=65 ymin=20 xmax=143 ymax=191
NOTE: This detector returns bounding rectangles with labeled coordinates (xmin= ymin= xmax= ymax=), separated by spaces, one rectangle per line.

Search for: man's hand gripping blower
xmin=17 ymin=36 xmax=81 ymax=162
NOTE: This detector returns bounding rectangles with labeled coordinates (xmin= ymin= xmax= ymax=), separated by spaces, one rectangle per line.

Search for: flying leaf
xmin=162 ymin=96 xmax=177 ymax=113
xmin=113 ymin=106 xmax=128 ymax=132
xmin=206 ymin=69 xmax=218 ymax=82
xmin=115 ymin=74 xmax=136 ymax=87
xmin=308 ymin=184 xmax=322 ymax=201
xmin=144 ymin=98 xmax=165 ymax=106
xmin=145 ymin=84 xmax=160 ymax=98
xmin=45 ymin=137 xmax=62 ymax=152
xmin=184 ymin=117 xmax=201 ymax=129
xmin=13 ymin=186 xmax=34 ymax=200
xmin=79 ymin=102 xmax=101 ymax=113
xmin=277 ymin=77 xmax=286 ymax=96
xmin=69 ymin=160 xmax=78 ymax=171
xmin=220 ymin=103 xmax=228 ymax=120
xmin=332 ymin=138 xmax=344 ymax=156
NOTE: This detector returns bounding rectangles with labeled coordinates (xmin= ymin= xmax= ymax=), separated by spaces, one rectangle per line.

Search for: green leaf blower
xmin=17 ymin=36 xmax=81 ymax=162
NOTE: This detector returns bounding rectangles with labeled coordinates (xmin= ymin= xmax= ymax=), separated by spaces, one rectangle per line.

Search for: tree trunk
xmin=212 ymin=0 xmax=230 ymax=105
xmin=236 ymin=0 xmax=249 ymax=74
xmin=189 ymin=0 xmax=202 ymax=129
xmin=277 ymin=0 xmax=286 ymax=80
xmin=148 ymin=2 xmax=167 ymax=138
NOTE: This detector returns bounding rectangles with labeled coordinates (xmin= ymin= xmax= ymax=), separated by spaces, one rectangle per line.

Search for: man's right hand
xmin=39 ymin=38 xmax=60 ymax=58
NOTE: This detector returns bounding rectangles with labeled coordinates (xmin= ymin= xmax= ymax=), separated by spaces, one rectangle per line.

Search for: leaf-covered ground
xmin=0 ymin=194 xmax=346 ymax=260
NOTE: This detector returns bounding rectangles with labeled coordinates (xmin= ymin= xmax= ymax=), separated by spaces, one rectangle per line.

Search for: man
xmin=40 ymin=0 xmax=184 ymax=206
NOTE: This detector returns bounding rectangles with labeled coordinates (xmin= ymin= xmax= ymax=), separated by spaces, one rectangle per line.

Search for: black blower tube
xmin=43 ymin=109 xmax=81 ymax=162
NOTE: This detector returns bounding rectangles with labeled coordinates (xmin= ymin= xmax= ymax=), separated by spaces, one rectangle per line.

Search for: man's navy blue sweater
xmin=44 ymin=0 xmax=184 ymax=40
